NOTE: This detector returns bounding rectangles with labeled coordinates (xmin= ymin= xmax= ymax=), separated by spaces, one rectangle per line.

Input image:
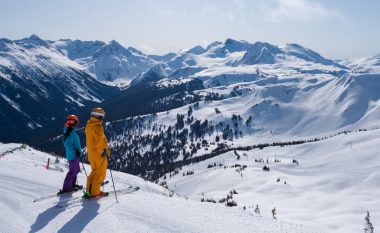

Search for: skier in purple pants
xmin=60 ymin=115 xmax=83 ymax=193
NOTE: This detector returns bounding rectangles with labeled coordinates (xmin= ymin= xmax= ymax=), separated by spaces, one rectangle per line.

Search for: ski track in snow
xmin=0 ymin=143 xmax=320 ymax=233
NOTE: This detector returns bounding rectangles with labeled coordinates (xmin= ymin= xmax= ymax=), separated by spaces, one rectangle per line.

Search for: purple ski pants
xmin=62 ymin=158 xmax=80 ymax=192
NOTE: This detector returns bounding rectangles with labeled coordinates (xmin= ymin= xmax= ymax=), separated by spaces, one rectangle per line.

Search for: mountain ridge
xmin=1 ymin=34 xmax=379 ymax=146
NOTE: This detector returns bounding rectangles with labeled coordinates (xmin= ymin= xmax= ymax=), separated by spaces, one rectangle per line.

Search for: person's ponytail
xmin=63 ymin=126 xmax=74 ymax=141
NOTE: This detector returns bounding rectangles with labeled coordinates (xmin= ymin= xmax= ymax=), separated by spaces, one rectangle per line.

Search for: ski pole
xmin=107 ymin=156 xmax=118 ymax=203
xmin=81 ymin=161 xmax=88 ymax=178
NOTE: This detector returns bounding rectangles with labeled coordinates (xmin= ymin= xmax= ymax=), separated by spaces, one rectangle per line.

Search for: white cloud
xmin=261 ymin=0 xmax=343 ymax=23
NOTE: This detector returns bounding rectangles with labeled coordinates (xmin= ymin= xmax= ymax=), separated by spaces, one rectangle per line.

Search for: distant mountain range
xmin=0 ymin=35 xmax=379 ymax=145
xmin=49 ymin=36 xmax=363 ymax=85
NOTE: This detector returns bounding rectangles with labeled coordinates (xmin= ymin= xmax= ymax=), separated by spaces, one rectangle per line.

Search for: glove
xmin=101 ymin=149 xmax=108 ymax=157
xmin=75 ymin=150 xmax=81 ymax=158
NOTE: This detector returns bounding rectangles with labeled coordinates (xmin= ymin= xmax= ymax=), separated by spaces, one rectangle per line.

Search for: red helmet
xmin=66 ymin=115 xmax=79 ymax=127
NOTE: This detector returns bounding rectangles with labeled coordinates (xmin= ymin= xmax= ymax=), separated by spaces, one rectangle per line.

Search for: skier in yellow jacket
xmin=83 ymin=108 xmax=110 ymax=198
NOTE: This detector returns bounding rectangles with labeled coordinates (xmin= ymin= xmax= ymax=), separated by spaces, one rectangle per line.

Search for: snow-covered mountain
xmin=160 ymin=38 xmax=349 ymax=87
xmin=11 ymin=35 xmax=378 ymax=90
xmin=1 ymin=35 xmax=379 ymax=145
xmin=50 ymin=37 xmax=351 ymax=87
xmin=85 ymin=40 xmax=159 ymax=83
xmin=52 ymin=39 xmax=158 ymax=83
xmin=339 ymin=53 xmax=380 ymax=73
xmin=0 ymin=143 xmax=320 ymax=233
xmin=0 ymin=35 xmax=118 ymax=143
xmin=52 ymin=39 xmax=106 ymax=60
xmin=4 ymin=35 xmax=368 ymax=91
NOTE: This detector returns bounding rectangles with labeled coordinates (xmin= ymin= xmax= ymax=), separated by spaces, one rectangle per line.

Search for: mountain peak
xmin=94 ymin=40 xmax=130 ymax=57
xmin=224 ymin=38 xmax=248 ymax=45
xmin=206 ymin=41 xmax=223 ymax=50
xmin=108 ymin=40 xmax=124 ymax=48
xmin=16 ymin=34 xmax=49 ymax=48
xmin=27 ymin=34 xmax=48 ymax=45
xmin=223 ymin=38 xmax=251 ymax=52
xmin=28 ymin=34 xmax=43 ymax=41
xmin=130 ymin=69 xmax=164 ymax=86
xmin=186 ymin=45 xmax=205 ymax=55
xmin=241 ymin=43 xmax=279 ymax=65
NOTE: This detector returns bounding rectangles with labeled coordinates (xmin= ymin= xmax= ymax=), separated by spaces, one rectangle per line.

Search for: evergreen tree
xmin=254 ymin=204 xmax=260 ymax=215
xmin=272 ymin=207 xmax=277 ymax=220
xmin=188 ymin=106 xmax=193 ymax=117
xmin=176 ymin=114 xmax=185 ymax=130
xmin=364 ymin=211 xmax=374 ymax=233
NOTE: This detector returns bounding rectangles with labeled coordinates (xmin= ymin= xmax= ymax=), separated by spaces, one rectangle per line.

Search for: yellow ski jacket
xmin=85 ymin=117 xmax=110 ymax=159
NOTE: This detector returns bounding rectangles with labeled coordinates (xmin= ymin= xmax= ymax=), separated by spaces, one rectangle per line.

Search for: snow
xmin=1 ymin=35 xmax=380 ymax=232
xmin=108 ymin=73 xmax=380 ymax=163
xmin=47 ymin=37 xmax=355 ymax=87
xmin=55 ymin=39 xmax=159 ymax=83
xmin=339 ymin=54 xmax=380 ymax=73
xmin=3 ymin=36 xmax=378 ymax=90
xmin=65 ymin=94 xmax=85 ymax=107
xmin=0 ymin=144 xmax=319 ymax=233
xmin=0 ymin=93 xmax=22 ymax=112
xmin=52 ymin=39 xmax=105 ymax=60
xmin=27 ymin=122 xmax=42 ymax=129
xmin=0 ymin=38 xmax=83 ymax=75
xmin=1 ymin=36 xmax=108 ymax=106
xmin=161 ymin=129 xmax=380 ymax=233
xmin=158 ymin=39 xmax=349 ymax=88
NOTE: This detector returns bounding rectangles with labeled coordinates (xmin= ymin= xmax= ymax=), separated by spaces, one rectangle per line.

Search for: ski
xmin=33 ymin=181 xmax=108 ymax=203
xmin=55 ymin=186 xmax=139 ymax=209
xmin=33 ymin=187 xmax=82 ymax=203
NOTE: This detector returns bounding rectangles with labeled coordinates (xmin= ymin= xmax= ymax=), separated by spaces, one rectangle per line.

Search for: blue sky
xmin=0 ymin=0 xmax=379 ymax=59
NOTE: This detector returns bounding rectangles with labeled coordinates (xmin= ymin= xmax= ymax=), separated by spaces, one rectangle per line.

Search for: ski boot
xmin=72 ymin=184 xmax=83 ymax=191
xmin=82 ymin=191 xmax=91 ymax=199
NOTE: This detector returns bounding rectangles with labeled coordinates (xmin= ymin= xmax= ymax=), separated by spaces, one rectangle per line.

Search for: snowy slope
xmin=0 ymin=35 xmax=84 ymax=76
xmin=339 ymin=54 xmax=380 ymax=73
xmin=0 ymin=143 xmax=320 ymax=233
xmin=104 ymin=73 xmax=380 ymax=168
xmin=160 ymin=128 xmax=380 ymax=233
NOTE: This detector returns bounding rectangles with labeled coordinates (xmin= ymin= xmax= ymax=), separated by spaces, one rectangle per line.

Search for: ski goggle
xmin=91 ymin=111 xmax=105 ymax=119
